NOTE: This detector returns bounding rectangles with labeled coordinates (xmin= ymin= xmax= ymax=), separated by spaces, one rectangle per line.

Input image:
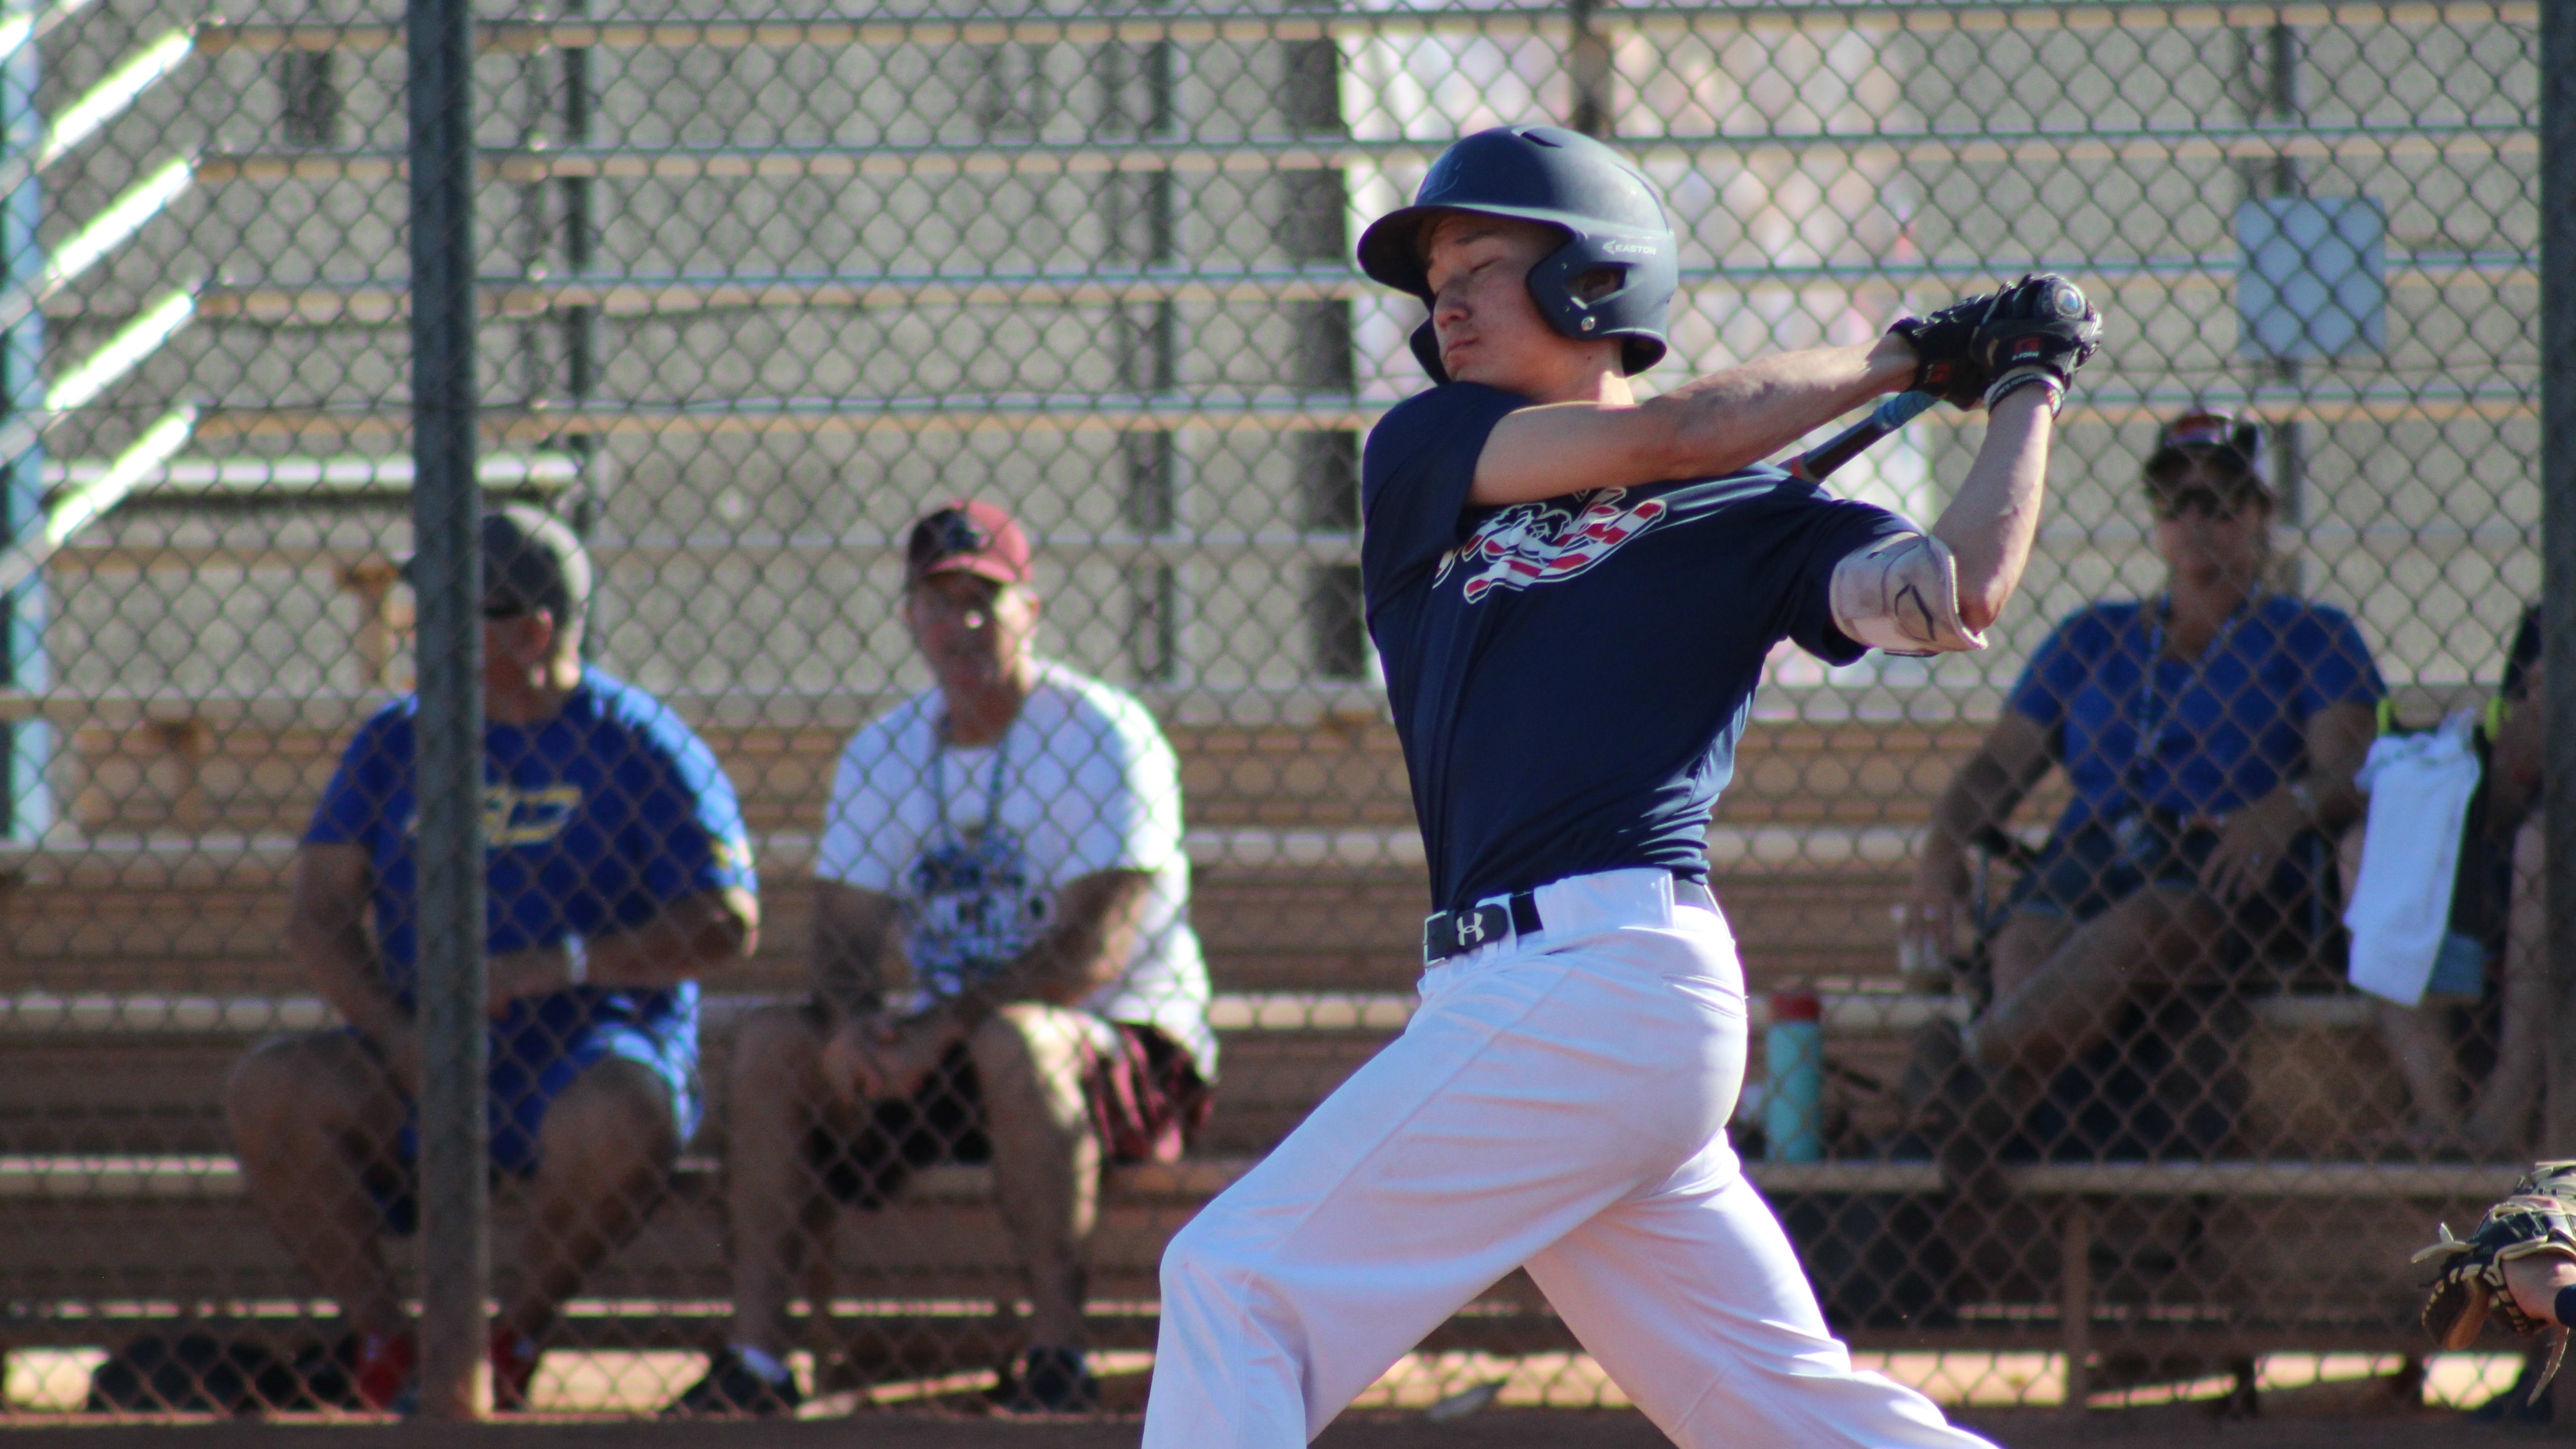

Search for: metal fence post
xmin=2541 ymin=3 xmax=2576 ymax=1426
xmin=407 ymin=0 xmax=488 ymax=1419
xmin=0 ymin=1 xmax=46 ymax=842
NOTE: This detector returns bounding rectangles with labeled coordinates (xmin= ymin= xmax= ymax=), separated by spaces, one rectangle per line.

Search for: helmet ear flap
xmin=1409 ymin=320 xmax=1449 ymax=386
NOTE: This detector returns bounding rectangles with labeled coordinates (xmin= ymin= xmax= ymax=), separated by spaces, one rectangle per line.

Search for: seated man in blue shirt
xmin=224 ymin=508 xmax=760 ymax=1410
xmin=1906 ymin=410 xmax=2385 ymax=1165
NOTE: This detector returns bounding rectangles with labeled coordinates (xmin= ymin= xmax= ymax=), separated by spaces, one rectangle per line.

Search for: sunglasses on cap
xmin=2158 ymin=408 xmax=2258 ymax=454
xmin=908 ymin=508 xmax=988 ymax=571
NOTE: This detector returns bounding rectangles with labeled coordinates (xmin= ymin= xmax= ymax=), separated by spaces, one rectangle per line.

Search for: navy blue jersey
xmin=1362 ymin=382 xmax=1912 ymax=911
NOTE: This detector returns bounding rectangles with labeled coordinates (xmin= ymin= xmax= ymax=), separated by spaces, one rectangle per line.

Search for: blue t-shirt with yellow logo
xmin=305 ymin=667 xmax=755 ymax=1055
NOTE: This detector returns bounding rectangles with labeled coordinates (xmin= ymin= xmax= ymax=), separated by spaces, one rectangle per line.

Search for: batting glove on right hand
xmin=1973 ymin=273 xmax=2102 ymax=415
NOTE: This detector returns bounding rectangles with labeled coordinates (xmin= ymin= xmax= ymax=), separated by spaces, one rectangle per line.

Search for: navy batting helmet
xmin=1357 ymin=125 xmax=1678 ymax=383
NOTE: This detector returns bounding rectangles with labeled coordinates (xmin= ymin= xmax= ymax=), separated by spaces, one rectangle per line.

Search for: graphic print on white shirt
xmin=1434 ymin=489 xmax=1670 ymax=604
xmin=905 ymin=737 xmax=1046 ymax=997
xmin=813 ymin=661 xmax=1218 ymax=1074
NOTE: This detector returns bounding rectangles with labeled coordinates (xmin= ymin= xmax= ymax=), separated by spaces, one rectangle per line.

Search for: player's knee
xmin=967 ymin=1003 xmax=1080 ymax=1089
xmin=224 ymin=1037 xmax=349 ymax=1146
xmin=1159 ymin=1198 xmax=1259 ymax=1305
xmin=545 ymin=1058 xmax=680 ymax=1166
xmin=1158 ymin=1214 xmax=1218 ymax=1302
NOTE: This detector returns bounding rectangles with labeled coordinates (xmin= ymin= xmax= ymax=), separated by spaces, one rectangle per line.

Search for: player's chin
xmin=1444 ymin=349 xmax=1501 ymax=388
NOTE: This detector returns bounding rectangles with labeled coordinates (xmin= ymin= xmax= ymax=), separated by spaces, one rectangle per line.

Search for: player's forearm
xmin=923 ymin=877 xmax=1147 ymax=1038
xmin=1470 ymin=338 xmax=1915 ymax=507
xmin=2278 ymin=702 xmax=2375 ymax=833
xmin=813 ymin=942 xmax=889 ymax=1021
xmin=1923 ymin=754 xmax=2024 ymax=875
xmin=289 ymin=913 xmax=408 ymax=1044
xmin=586 ymin=887 xmax=760 ymax=987
xmin=806 ymin=882 xmax=902 ymax=1020
xmin=1929 ymin=388 xmax=2053 ymax=634
xmin=935 ymin=920 xmax=1125 ymax=1036
xmin=1650 ymin=337 xmax=1915 ymax=479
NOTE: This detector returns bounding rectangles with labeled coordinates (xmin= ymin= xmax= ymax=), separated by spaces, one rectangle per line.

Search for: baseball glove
xmin=2413 ymin=1161 xmax=2576 ymax=1396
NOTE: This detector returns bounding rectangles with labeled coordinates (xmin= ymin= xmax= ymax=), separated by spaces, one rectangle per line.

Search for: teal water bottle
xmin=1764 ymin=990 xmax=1825 ymax=1162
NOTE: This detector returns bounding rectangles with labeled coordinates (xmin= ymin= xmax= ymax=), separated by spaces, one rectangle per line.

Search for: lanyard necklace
xmin=2124 ymin=588 xmax=2260 ymax=814
xmin=929 ymin=716 xmax=1012 ymax=846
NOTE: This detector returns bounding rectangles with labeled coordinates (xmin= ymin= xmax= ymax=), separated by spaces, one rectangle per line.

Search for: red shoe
xmin=489 ymin=1325 xmax=542 ymax=1412
xmin=352 ymin=1329 xmax=416 ymax=1411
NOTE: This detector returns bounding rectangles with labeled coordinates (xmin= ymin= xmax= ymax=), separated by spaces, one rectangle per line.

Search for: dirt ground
xmin=0 ymin=1401 xmax=2543 ymax=1448
xmin=5 ymin=1347 xmax=2545 ymax=1446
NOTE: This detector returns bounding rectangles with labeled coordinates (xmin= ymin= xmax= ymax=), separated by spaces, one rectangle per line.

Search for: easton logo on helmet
xmin=1434 ymin=490 xmax=1670 ymax=604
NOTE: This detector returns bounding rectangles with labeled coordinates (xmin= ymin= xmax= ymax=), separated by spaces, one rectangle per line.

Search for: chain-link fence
xmin=0 ymin=0 xmax=2559 ymax=1422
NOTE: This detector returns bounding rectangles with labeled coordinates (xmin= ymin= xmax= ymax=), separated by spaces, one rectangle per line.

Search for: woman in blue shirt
xmin=1908 ymin=408 xmax=2385 ymax=1159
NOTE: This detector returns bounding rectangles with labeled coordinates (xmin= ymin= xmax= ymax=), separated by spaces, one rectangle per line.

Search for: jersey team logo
xmin=1436 ymin=489 xmax=1669 ymax=603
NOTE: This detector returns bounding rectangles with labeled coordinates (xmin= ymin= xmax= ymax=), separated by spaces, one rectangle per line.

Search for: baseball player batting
xmin=1142 ymin=126 xmax=2100 ymax=1447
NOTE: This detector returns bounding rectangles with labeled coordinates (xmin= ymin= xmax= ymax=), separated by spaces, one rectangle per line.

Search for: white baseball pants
xmin=1144 ymin=867 xmax=1996 ymax=1449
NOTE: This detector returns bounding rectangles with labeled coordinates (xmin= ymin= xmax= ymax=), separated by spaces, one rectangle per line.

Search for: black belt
xmin=1422 ymin=890 xmax=1544 ymax=965
xmin=1423 ymin=873 xmax=1718 ymax=966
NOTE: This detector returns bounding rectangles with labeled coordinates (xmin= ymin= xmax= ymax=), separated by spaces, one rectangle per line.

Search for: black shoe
xmin=661 ymin=1351 xmax=803 ymax=1418
xmin=992 ymin=1346 xmax=1098 ymax=1414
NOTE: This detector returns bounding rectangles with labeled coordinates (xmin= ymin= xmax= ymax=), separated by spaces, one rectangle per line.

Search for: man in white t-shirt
xmin=668 ymin=500 xmax=1214 ymax=1417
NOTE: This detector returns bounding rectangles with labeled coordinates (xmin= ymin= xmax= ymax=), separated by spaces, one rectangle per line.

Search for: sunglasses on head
xmin=482 ymin=600 xmax=530 ymax=620
xmin=2159 ymin=407 xmax=2263 ymax=456
xmin=908 ymin=510 xmax=989 ymax=571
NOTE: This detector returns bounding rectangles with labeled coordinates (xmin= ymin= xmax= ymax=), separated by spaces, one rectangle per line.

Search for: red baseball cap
xmin=905 ymin=500 xmax=1032 ymax=586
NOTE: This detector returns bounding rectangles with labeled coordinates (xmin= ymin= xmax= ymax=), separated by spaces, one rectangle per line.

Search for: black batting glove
xmin=1973 ymin=273 xmax=2102 ymax=415
xmin=1886 ymin=286 xmax=2010 ymax=410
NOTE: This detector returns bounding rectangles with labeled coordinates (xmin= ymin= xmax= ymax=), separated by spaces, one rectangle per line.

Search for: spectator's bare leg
xmin=224 ymin=1033 xmax=409 ymax=1337
xmin=503 ymin=1056 xmax=680 ymax=1344
xmin=1988 ymin=911 xmax=2073 ymax=1005
xmin=2373 ymin=998 xmax=2466 ymax=1134
xmin=2466 ymin=814 xmax=2547 ymax=1149
xmin=971 ymin=1004 xmax=1103 ymax=1351
xmin=724 ymin=1005 xmax=833 ymax=1361
xmin=1970 ymin=887 xmax=2224 ymax=1075
xmin=2344 ymin=821 xmax=2472 ymax=1137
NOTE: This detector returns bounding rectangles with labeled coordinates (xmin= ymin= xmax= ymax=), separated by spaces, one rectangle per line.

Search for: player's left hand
xmin=2198 ymin=792 xmax=2304 ymax=904
xmin=1971 ymin=273 xmax=2103 ymax=413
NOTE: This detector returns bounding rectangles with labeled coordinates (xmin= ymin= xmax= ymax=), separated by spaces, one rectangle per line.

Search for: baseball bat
xmin=1785 ymin=390 xmax=1937 ymax=483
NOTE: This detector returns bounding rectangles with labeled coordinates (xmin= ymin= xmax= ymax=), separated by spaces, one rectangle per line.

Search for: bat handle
xmin=1790 ymin=390 xmax=1937 ymax=483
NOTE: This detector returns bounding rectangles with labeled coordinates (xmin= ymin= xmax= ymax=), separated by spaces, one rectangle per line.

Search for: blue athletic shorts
xmin=360 ymin=1015 xmax=701 ymax=1236
xmin=2007 ymin=812 xmax=2307 ymax=938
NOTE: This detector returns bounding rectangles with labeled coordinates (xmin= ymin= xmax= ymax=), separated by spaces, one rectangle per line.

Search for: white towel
xmin=2345 ymin=710 xmax=2484 ymax=1006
